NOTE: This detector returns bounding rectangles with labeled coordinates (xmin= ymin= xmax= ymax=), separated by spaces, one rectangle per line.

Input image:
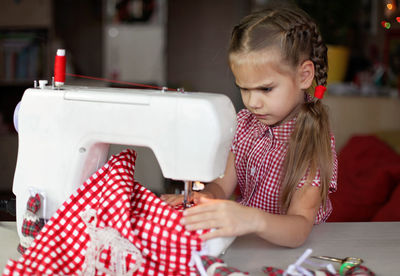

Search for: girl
xmin=161 ymin=5 xmax=337 ymax=248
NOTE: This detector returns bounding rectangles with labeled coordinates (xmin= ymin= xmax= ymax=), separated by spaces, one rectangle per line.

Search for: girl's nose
xmin=247 ymin=91 xmax=263 ymax=109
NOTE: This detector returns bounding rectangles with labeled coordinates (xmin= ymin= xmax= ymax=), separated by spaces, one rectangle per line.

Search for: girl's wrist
xmin=252 ymin=208 xmax=268 ymax=235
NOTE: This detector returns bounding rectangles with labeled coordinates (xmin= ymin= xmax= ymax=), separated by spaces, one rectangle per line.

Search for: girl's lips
xmin=254 ymin=113 xmax=268 ymax=119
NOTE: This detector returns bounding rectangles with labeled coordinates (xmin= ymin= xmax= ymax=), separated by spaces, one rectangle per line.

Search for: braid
xmin=310 ymin=29 xmax=328 ymax=87
xmin=284 ymin=22 xmax=313 ymax=65
xmin=282 ymin=10 xmax=332 ymax=211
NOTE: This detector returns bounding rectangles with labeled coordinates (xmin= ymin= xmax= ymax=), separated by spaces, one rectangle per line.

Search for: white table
xmin=1 ymin=221 xmax=399 ymax=275
xmin=0 ymin=222 xmax=21 ymax=272
xmin=223 ymin=222 xmax=400 ymax=275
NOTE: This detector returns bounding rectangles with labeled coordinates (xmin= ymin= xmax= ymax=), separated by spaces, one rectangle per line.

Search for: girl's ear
xmin=298 ymin=60 xmax=315 ymax=90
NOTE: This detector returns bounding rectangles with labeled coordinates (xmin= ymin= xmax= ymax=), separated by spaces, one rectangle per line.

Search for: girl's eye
xmin=261 ymin=87 xmax=272 ymax=93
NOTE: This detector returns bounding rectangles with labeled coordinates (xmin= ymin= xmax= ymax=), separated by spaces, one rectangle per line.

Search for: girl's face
xmin=230 ymin=48 xmax=312 ymax=126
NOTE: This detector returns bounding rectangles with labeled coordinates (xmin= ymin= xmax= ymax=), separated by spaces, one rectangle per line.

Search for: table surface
xmin=1 ymin=221 xmax=399 ymax=275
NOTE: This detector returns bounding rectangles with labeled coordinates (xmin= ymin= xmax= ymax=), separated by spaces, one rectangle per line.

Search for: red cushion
xmin=372 ymin=182 xmax=400 ymax=221
xmin=328 ymin=135 xmax=400 ymax=222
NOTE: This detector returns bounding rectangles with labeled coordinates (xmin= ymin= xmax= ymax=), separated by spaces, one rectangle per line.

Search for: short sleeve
xmin=297 ymin=134 xmax=338 ymax=193
xmin=230 ymin=109 xmax=251 ymax=155
xmin=230 ymin=129 xmax=238 ymax=155
xmin=295 ymin=134 xmax=338 ymax=224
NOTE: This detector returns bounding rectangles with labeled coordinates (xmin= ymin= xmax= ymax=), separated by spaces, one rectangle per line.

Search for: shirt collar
xmin=248 ymin=92 xmax=310 ymax=142
xmin=270 ymin=116 xmax=297 ymax=142
xmin=250 ymin=113 xmax=297 ymax=143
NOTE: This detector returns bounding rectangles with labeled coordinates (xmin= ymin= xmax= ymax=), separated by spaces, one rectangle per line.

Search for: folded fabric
xmin=197 ymin=255 xmax=248 ymax=276
xmin=3 ymin=149 xmax=209 ymax=275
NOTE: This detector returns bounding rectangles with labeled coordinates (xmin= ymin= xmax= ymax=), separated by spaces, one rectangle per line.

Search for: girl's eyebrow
xmin=235 ymin=82 xmax=273 ymax=90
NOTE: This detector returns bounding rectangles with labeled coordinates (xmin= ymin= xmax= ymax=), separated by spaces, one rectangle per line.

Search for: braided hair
xmin=229 ymin=6 xmax=333 ymax=212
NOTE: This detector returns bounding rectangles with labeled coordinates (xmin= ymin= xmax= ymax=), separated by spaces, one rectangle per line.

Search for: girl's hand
xmin=160 ymin=191 xmax=213 ymax=207
xmin=181 ymin=197 xmax=259 ymax=240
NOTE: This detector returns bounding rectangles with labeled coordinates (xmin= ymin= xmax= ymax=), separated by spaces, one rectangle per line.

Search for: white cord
xmin=284 ymin=248 xmax=313 ymax=276
xmin=191 ymin=251 xmax=208 ymax=276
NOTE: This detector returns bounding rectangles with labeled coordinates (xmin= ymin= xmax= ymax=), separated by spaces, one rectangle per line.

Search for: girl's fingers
xmin=170 ymin=198 xmax=183 ymax=206
xmin=182 ymin=206 xmax=227 ymax=231
xmin=183 ymin=198 xmax=225 ymax=216
xmin=183 ymin=217 xmax=221 ymax=232
xmin=183 ymin=199 xmax=256 ymax=239
xmin=182 ymin=209 xmax=218 ymax=225
xmin=185 ymin=218 xmax=235 ymax=241
xmin=161 ymin=192 xmax=209 ymax=206
xmin=160 ymin=194 xmax=184 ymax=206
xmin=197 ymin=196 xmax=213 ymax=204
xmin=200 ymin=229 xmax=228 ymax=241
xmin=192 ymin=191 xmax=214 ymax=204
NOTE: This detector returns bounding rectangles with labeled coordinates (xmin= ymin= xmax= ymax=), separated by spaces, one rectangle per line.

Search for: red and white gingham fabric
xmin=231 ymin=109 xmax=338 ymax=224
xmin=4 ymin=149 xmax=208 ymax=276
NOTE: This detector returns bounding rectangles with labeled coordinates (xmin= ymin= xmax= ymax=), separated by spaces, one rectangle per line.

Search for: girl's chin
xmin=257 ymin=117 xmax=277 ymax=126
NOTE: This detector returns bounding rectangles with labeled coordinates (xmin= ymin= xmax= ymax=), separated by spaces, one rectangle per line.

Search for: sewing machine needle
xmin=183 ymin=181 xmax=192 ymax=209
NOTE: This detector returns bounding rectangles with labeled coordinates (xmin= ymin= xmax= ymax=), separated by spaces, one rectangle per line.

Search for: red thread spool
xmin=54 ymin=49 xmax=66 ymax=87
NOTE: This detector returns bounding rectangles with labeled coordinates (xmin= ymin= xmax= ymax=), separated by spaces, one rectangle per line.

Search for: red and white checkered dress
xmin=4 ymin=149 xmax=208 ymax=276
xmin=231 ymin=109 xmax=338 ymax=224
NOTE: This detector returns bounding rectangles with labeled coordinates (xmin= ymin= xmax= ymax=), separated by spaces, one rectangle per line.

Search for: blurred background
xmin=0 ymin=0 xmax=399 ymax=222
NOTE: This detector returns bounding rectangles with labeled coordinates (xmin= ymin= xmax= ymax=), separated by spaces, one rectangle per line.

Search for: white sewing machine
xmin=12 ymin=83 xmax=237 ymax=256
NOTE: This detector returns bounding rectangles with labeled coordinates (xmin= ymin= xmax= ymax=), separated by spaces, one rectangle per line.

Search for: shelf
xmin=0 ymin=29 xmax=49 ymax=84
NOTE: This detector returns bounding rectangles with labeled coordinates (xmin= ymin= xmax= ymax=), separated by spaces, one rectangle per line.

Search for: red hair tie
xmin=314 ymin=85 xmax=326 ymax=99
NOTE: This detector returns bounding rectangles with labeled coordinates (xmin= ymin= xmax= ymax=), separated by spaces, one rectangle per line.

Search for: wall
xmin=53 ymin=0 xmax=103 ymax=77
xmin=167 ymin=0 xmax=249 ymax=111
xmin=324 ymin=95 xmax=400 ymax=151
xmin=103 ymin=0 xmax=167 ymax=85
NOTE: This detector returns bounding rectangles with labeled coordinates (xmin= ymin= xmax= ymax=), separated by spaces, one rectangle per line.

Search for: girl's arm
xmin=200 ymin=151 xmax=238 ymax=200
xmin=252 ymin=184 xmax=321 ymax=247
xmin=182 ymin=183 xmax=321 ymax=248
xmin=161 ymin=152 xmax=238 ymax=204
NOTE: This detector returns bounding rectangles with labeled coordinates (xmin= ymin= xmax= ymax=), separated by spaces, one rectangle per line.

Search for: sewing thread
xmin=54 ymin=49 xmax=66 ymax=87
